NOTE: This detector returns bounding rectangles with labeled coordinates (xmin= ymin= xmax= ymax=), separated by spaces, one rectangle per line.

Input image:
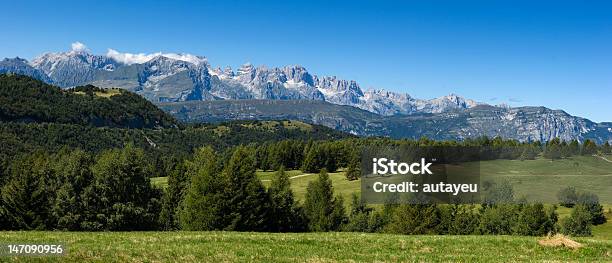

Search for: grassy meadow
xmin=1 ymin=231 xmax=610 ymax=262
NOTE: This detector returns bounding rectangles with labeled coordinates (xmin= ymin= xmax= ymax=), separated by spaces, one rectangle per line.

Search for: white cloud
xmin=106 ymin=49 xmax=158 ymax=64
xmin=106 ymin=49 xmax=206 ymax=65
xmin=71 ymin=42 xmax=88 ymax=52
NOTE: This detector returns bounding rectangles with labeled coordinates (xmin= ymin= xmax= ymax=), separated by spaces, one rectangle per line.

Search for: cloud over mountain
xmin=106 ymin=48 xmax=206 ymax=65
xmin=71 ymin=41 xmax=88 ymax=52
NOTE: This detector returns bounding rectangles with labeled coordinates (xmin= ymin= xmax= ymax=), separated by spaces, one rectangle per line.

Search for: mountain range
xmin=0 ymin=47 xmax=480 ymax=116
xmin=1 ymin=46 xmax=610 ymax=143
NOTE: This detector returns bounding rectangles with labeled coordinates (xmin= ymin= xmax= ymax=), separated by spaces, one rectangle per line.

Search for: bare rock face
xmin=160 ymin=100 xmax=612 ymax=144
xmin=0 ymin=58 xmax=52 ymax=83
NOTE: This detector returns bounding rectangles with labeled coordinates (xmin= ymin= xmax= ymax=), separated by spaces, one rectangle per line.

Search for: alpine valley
xmin=1 ymin=46 xmax=610 ymax=143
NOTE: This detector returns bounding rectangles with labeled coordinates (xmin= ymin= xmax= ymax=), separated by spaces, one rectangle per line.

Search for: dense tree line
xmin=251 ymin=136 xmax=611 ymax=179
xmin=543 ymin=138 xmax=603 ymax=160
xmin=1 ymin=145 xmax=160 ymax=230
xmin=1 ymin=141 xmax=606 ymax=237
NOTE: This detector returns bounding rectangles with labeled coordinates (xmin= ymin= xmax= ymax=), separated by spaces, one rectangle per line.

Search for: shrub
xmin=561 ymin=205 xmax=592 ymax=237
xmin=557 ymin=186 xmax=578 ymax=208
xmin=478 ymin=205 xmax=519 ymax=235
xmin=513 ymin=203 xmax=554 ymax=236
xmin=576 ymin=192 xmax=606 ymax=225
xmin=385 ymin=204 xmax=440 ymax=235
xmin=343 ymin=193 xmax=373 ymax=232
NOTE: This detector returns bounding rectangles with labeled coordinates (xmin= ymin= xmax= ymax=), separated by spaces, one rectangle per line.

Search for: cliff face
xmin=160 ymin=100 xmax=612 ymax=144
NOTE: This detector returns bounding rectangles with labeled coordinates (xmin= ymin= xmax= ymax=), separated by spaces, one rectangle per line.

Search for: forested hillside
xmin=0 ymin=74 xmax=178 ymax=128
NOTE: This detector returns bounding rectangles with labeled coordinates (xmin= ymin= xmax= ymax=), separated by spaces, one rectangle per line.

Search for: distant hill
xmin=160 ymin=100 xmax=612 ymax=144
xmin=0 ymin=74 xmax=179 ymax=129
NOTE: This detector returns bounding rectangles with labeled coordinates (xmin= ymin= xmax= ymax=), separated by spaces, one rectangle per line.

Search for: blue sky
xmin=1 ymin=0 xmax=610 ymax=122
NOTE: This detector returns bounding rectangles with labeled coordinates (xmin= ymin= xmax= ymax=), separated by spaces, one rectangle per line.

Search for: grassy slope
xmin=1 ymin=232 xmax=610 ymax=262
xmin=479 ymin=156 xmax=612 ymax=203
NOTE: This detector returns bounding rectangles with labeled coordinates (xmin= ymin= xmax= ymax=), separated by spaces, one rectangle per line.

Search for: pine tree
xmin=179 ymin=146 xmax=226 ymax=230
xmin=544 ymin=141 xmax=561 ymax=160
xmin=568 ymin=140 xmax=580 ymax=155
xmin=449 ymin=205 xmax=479 ymax=235
xmin=85 ymin=144 xmax=161 ymax=230
xmin=557 ymin=186 xmax=578 ymax=208
xmin=345 ymin=158 xmax=361 ymax=181
xmin=385 ymin=204 xmax=439 ymax=234
xmin=483 ymin=180 xmax=515 ymax=205
xmin=478 ymin=204 xmax=520 ymax=235
xmin=343 ymin=193 xmax=373 ymax=232
xmin=322 ymin=144 xmax=338 ymax=172
xmin=52 ymin=149 xmax=94 ymax=230
xmin=255 ymin=144 xmax=271 ymax=171
xmin=221 ymin=146 xmax=271 ymax=231
xmin=303 ymin=169 xmax=346 ymax=231
xmin=519 ymin=144 xmax=538 ymax=160
xmin=268 ymin=167 xmax=306 ymax=232
xmin=1 ymin=153 xmax=54 ymax=230
xmin=159 ymin=161 xmax=187 ymax=230
xmin=581 ymin=139 xmax=597 ymax=155
xmin=602 ymin=141 xmax=611 ymax=154
xmin=546 ymin=205 xmax=559 ymax=234
xmin=301 ymin=144 xmax=320 ymax=173
xmin=559 ymin=141 xmax=571 ymax=158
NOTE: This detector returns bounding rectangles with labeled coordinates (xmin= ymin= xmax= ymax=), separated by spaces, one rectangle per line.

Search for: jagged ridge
xmin=0 ymin=46 xmax=481 ymax=116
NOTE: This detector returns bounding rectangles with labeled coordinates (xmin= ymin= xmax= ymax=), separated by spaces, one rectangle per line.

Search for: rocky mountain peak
xmin=223 ymin=66 xmax=234 ymax=77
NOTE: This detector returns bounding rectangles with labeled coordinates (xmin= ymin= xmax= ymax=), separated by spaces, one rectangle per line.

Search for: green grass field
xmin=479 ymin=156 xmax=612 ymax=203
xmin=1 ymin=231 xmax=610 ymax=262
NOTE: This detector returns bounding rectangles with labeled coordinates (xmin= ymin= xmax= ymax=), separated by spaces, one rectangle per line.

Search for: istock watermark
xmin=361 ymin=146 xmax=481 ymax=204
xmin=360 ymin=145 xmax=612 ymax=205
